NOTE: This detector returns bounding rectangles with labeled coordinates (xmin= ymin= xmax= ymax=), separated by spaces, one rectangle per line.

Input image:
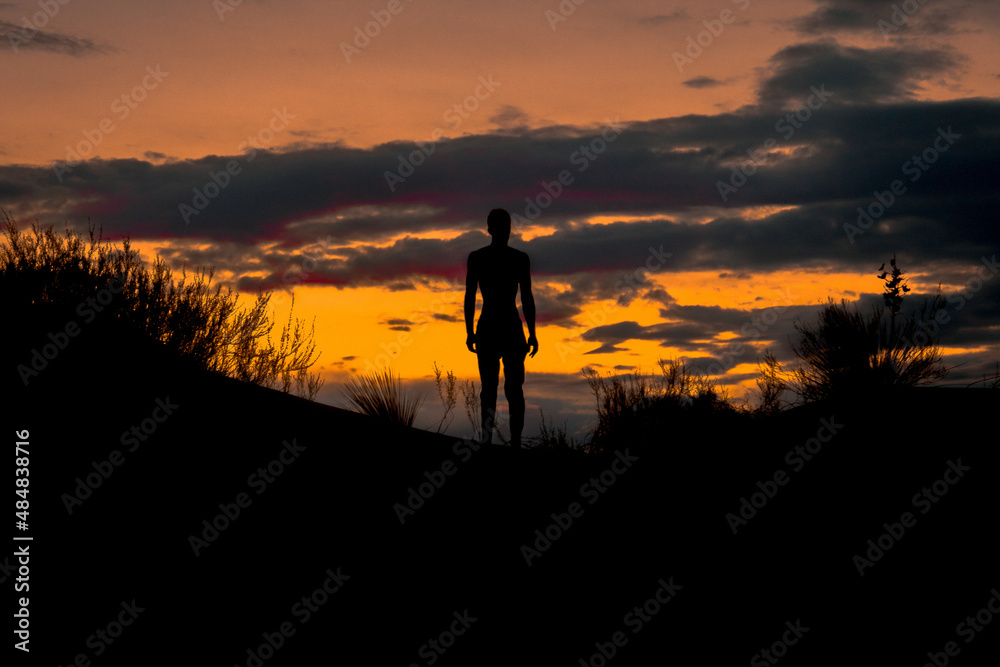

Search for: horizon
xmin=3 ymin=0 xmax=999 ymax=440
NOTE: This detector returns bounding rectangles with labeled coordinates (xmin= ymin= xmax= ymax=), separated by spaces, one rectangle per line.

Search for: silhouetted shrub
xmin=340 ymin=367 xmax=423 ymax=427
xmin=583 ymin=358 xmax=737 ymax=450
xmin=526 ymin=408 xmax=581 ymax=450
xmin=2 ymin=211 xmax=324 ymax=398
xmin=790 ymin=257 xmax=946 ymax=402
xmin=747 ymin=349 xmax=790 ymax=416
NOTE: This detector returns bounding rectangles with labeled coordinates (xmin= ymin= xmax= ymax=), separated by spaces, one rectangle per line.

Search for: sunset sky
xmin=3 ymin=0 xmax=999 ymax=438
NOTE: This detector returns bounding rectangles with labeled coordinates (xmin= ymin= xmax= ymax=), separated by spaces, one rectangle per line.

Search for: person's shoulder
xmin=468 ymin=246 xmax=490 ymax=260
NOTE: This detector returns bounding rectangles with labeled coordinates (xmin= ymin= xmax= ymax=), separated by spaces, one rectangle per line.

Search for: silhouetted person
xmin=465 ymin=209 xmax=538 ymax=448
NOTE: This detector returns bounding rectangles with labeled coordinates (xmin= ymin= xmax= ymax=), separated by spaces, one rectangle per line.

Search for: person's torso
xmin=476 ymin=245 xmax=523 ymax=327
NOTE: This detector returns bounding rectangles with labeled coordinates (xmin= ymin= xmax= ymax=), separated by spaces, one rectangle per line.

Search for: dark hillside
xmin=8 ymin=314 xmax=999 ymax=665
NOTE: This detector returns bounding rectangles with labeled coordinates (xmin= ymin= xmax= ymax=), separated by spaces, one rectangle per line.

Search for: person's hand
xmin=527 ymin=335 xmax=538 ymax=358
xmin=466 ymin=334 xmax=476 ymax=353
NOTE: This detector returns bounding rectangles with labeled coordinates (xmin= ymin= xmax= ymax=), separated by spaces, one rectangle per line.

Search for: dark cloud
xmin=790 ymin=0 xmax=976 ymax=37
xmin=644 ymin=289 xmax=676 ymax=306
xmin=3 ymin=100 xmax=995 ymax=283
xmin=683 ymin=76 xmax=725 ymax=89
xmin=757 ymin=40 xmax=963 ymax=107
xmin=489 ymin=105 xmax=531 ymax=130
xmin=1 ymin=20 xmax=111 ymax=56
xmin=792 ymin=1 xmax=875 ymax=33
xmin=143 ymin=151 xmax=177 ymax=162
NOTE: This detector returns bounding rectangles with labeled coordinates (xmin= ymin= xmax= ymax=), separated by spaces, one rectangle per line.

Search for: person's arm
xmin=465 ymin=252 xmax=478 ymax=352
xmin=520 ymin=253 xmax=538 ymax=357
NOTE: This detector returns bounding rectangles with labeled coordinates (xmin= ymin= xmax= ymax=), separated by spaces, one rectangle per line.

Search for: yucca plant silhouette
xmin=340 ymin=367 xmax=423 ymax=427
xmin=791 ymin=255 xmax=946 ymax=401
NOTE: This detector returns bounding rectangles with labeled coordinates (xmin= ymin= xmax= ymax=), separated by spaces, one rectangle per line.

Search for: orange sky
xmin=4 ymin=0 xmax=997 ymax=165
xmin=4 ymin=0 xmax=999 ymax=438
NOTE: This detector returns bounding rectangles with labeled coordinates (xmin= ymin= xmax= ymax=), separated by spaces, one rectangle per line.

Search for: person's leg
xmin=502 ymin=346 xmax=527 ymax=449
xmin=477 ymin=349 xmax=500 ymax=444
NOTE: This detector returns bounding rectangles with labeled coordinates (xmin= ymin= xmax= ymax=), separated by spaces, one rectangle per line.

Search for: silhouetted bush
xmin=790 ymin=257 xmax=946 ymax=402
xmin=340 ymin=367 xmax=423 ymax=427
xmin=2 ymin=211 xmax=323 ymax=398
xmin=583 ymin=358 xmax=738 ymax=450
xmin=747 ymin=349 xmax=790 ymax=416
xmin=525 ymin=408 xmax=581 ymax=450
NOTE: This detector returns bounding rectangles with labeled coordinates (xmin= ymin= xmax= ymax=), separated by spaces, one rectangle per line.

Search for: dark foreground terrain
xmin=7 ymin=320 xmax=999 ymax=665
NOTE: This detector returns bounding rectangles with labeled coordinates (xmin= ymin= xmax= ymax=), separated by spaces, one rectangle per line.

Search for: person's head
xmin=487 ymin=208 xmax=511 ymax=244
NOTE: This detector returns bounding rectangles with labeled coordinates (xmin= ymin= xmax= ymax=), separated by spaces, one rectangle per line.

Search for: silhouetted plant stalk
xmin=1 ymin=210 xmax=324 ymax=399
xmin=460 ymin=378 xmax=481 ymax=442
xmin=432 ymin=361 xmax=457 ymax=433
xmin=975 ymin=362 xmax=1000 ymax=389
xmin=878 ymin=254 xmax=910 ymax=322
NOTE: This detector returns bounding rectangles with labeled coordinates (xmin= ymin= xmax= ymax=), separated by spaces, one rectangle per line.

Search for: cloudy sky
xmin=3 ymin=0 xmax=999 ymax=438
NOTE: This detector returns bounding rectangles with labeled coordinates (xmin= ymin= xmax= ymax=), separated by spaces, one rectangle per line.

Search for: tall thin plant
xmin=432 ymin=361 xmax=457 ymax=433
